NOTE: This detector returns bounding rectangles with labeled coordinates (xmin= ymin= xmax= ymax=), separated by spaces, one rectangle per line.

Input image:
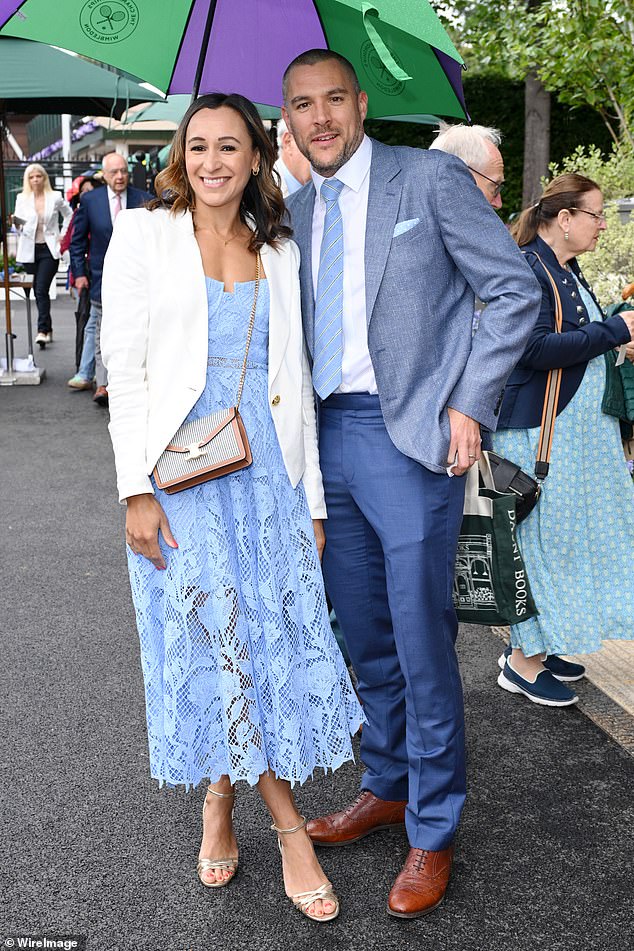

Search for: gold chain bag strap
xmin=153 ymin=253 xmax=261 ymax=494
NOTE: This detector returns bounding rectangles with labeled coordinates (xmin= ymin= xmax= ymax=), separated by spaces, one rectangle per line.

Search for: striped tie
xmin=313 ymin=177 xmax=344 ymax=399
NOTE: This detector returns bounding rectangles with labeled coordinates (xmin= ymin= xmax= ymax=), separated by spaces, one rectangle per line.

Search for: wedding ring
xmin=468 ymin=454 xmax=476 ymax=458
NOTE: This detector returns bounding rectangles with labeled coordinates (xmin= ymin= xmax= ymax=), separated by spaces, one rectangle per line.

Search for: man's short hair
xmin=429 ymin=123 xmax=502 ymax=169
xmin=282 ymin=49 xmax=360 ymax=103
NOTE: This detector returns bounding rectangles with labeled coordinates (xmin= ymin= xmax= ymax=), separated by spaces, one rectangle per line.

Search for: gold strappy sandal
xmin=271 ymin=816 xmax=340 ymax=922
xmin=197 ymin=785 xmax=238 ymax=889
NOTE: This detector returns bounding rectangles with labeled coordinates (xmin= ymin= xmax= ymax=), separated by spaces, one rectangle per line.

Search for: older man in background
xmin=430 ymin=123 xmax=505 ymax=209
xmin=68 ymin=151 xmax=151 ymax=405
xmin=274 ymin=118 xmax=311 ymax=197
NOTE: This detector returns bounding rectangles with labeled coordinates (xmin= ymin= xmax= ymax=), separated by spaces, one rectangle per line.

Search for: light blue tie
xmin=313 ymin=177 xmax=344 ymax=399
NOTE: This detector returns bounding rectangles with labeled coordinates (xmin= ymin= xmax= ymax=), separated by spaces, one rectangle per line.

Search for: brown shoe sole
xmin=386 ymin=894 xmax=445 ymax=919
xmin=310 ymin=821 xmax=405 ymax=847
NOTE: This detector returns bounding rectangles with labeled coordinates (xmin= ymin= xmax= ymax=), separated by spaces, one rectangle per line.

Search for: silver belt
xmin=207 ymin=356 xmax=266 ymax=369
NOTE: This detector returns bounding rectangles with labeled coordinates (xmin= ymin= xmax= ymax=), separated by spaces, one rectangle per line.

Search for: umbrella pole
xmin=191 ymin=0 xmax=219 ymax=102
xmin=0 ymin=110 xmax=16 ymax=385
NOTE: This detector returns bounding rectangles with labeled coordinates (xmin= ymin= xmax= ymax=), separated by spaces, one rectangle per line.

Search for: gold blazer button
xmin=272 ymin=394 xmax=281 ymax=406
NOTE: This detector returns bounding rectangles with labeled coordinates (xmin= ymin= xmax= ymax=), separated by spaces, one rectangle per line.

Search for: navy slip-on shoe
xmin=497 ymin=645 xmax=586 ymax=682
xmin=497 ymin=661 xmax=578 ymax=706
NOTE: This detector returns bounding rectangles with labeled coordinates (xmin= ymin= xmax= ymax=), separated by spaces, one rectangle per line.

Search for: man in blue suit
xmin=69 ymin=152 xmax=150 ymax=405
xmin=282 ymin=50 xmax=541 ymax=917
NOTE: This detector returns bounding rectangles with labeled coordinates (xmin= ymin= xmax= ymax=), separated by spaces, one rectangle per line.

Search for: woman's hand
xmin=126 ymin=493 xmax=177 ymax=569
xmin=312 ymin=519 xmax=326 ymax=561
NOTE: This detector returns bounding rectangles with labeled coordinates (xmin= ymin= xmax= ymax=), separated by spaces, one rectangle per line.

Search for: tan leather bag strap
xmin=526 ymin=251 xmax=563 ymax=482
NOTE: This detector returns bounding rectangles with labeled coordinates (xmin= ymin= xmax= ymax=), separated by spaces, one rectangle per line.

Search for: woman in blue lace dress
xmin=493 ymin=174 xmax=634 ymax=707
xmin=101 ymin=94 xmax=362 ymax=923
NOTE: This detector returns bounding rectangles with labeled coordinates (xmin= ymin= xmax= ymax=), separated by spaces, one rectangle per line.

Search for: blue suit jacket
xmin=287 ymin=138 xmax=542 ymax=473
xmin=69 ymin=185 xmax=151 ymax=302
xmin=497 ymin=235 xmax=631 ymax=429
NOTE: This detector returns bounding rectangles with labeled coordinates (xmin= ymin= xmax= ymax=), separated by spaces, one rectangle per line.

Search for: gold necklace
xmin=194 ymin=224 xmax=245 ymax=247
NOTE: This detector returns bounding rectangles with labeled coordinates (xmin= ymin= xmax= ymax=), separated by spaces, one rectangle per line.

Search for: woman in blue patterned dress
xmin=101 ymin=94 xmax=362 ymax=923
xmin=493 ymin=174 xmax=634 ymax=707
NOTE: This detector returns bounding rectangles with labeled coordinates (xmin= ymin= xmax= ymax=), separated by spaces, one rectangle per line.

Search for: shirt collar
xmin=107 ymin=186 xmax=124 ymax=201
xmin=311 ymin=134 xmax=372 ymax=199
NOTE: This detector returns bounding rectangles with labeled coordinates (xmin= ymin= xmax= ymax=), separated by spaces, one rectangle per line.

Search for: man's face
xmin=282 ymin=59 xmax=368 ymax=177
xmin=102 ymin=155 xmax=129 ymax=194
xmin=469 ymin=142 xmax=505 ymax=209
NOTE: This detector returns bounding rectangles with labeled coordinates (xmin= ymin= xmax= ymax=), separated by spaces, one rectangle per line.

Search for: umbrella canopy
xmin=0 ymin=36 xmax=162 ymax=377
xmin=0 ymin=0 xmax=468 ymax=120
xmin=125 ymin=95 xmax=281 ymax=125
xmin=0 ymin=36 xmax=162 ymax=116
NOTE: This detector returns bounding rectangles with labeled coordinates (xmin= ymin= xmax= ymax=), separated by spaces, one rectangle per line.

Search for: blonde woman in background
xmin=13 ymin=163 xmax=72 ymax=347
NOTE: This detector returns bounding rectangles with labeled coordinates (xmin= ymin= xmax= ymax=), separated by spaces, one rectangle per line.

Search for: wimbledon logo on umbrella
xmin=360 ymin=40 xmax=406 ymax=97
xmin=79 ymin=0 xmax=139 ymax=44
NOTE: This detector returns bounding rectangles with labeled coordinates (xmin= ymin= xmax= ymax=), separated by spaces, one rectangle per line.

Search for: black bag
xmin=484 ymin=250 xmax=565 ymax=524
xmin=486 ymin=451 xmax=540 ymax=523
xmin=74 ymin=286 xmax=91 ymax=370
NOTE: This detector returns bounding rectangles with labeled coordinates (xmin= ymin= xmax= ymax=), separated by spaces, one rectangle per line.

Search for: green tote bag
xmin=453 ymin=455 xmax=538 ymax=626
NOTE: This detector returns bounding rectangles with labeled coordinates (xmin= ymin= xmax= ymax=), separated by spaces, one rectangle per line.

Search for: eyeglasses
xmin=571 ymin=207 xmax=607 ymax=223
xmin=466 ymin=165 xmax=505 ymax=198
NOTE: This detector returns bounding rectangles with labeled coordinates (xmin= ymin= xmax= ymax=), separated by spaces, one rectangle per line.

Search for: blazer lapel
xmin=169 ymin=211 xmax=208 ymax=368
xmin=364 ymin=139 xmax=402 ymax=326
xmin=288 ymin=186 xmax=316 ymax=355
xmin=261 ymin=243 xmax=290 ymax=383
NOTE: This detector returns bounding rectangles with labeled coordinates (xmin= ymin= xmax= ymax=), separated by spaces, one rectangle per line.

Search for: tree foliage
xmin=436 ymin=1 xmax=634 ymax=145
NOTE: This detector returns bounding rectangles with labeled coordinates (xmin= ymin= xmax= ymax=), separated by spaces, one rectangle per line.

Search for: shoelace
xmin=344 ymin=790 xmax=372 ymax=816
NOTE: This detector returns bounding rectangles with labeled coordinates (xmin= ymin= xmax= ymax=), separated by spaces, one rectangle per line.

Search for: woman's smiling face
xmin=185 ymin=106 xmax=259 ymax=212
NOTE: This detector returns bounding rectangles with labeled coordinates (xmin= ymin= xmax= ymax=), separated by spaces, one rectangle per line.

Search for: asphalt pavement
xmin=1 ymin=296 xmax=633 ymax=951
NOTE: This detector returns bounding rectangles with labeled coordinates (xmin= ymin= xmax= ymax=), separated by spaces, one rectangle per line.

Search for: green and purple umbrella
xmin=0 ymin=0 xmax=468 ymax=120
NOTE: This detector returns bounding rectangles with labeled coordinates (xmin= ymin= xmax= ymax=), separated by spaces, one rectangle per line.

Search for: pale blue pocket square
xmin=392 ymin=217 xmax=420 ymax=237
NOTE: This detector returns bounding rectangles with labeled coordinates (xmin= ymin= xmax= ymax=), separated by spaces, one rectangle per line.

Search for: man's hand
xmin=74 ymin=276 xmax=89 ymax=292
xmin=447 ymin=407 xmax=482 ymax=476
xmin=126 ymin=493 xmax=178 ymax=569
xmin=312 ymin=519 xmax=326 ymax=561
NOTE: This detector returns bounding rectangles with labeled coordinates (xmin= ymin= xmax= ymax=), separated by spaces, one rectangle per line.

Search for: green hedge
xmin=366 ymin=75 xmax=612 ymax=220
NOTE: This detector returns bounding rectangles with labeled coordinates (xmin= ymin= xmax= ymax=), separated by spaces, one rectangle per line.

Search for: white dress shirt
xmin=311 ymin=135 xmax=376 ymax=394
xmin=107 ymin=186 xmax=127 ymax=225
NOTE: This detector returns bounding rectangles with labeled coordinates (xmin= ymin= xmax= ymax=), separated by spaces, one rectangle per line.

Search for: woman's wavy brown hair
xmin=511 ymin=172 xmax=601 ymax=247
xmin=150 ymin=93 xmax=291 ymax=251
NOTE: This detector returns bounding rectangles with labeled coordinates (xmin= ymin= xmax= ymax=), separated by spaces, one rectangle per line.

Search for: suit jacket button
xmin=272 ymin=394 xmax=281 ymax=406
xmin=576 ymin=305 xmax=584 ymax=313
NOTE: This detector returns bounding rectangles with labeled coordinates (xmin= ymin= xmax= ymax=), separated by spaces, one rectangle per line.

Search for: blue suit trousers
xmin=320 ymin=394 xmax=466 ymax=850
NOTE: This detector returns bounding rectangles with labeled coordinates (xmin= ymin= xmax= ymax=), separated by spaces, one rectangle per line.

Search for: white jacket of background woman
xmin=101 ymin=207 xmax=326 ymax=518
xmin=14 ymin=190 xmax=72 ymax=263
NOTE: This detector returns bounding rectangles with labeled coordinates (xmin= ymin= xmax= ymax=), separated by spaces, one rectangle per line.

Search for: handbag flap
xmin=163 ymin=407 xmax=237 ymax=453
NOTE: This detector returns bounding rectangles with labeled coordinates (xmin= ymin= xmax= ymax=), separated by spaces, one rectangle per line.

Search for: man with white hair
xmin=430 ymin=123 xmax=505 ymax=209
xmin=274 ymin=118 xmax=311 ymax=197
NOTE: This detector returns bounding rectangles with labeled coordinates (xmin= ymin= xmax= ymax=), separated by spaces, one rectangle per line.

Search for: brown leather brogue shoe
xmin=306 ymin=790 xmax=407 ymax=847
xmin=387 ymin=845 xmax=454 ymax=918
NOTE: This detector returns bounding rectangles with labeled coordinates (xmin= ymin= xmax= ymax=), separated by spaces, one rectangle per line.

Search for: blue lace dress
xmin=127 ymin=277 xmax=363 ymax=789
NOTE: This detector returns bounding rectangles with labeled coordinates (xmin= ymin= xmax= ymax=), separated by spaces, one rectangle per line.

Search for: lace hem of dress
xmin=152 ymin=728 xmax=364 ymax=793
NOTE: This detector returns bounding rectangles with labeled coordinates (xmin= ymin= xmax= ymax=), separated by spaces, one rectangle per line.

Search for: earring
xmin=252 ymin=166 xmax=260 ymax=177
xmin=564 ymin=231 xmax=569 ymax=240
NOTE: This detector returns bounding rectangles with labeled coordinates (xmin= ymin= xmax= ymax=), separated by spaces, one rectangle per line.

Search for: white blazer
xmin=14 ymin=190 xmax=72 ymax=263
xmin=101 ymin=207 xmax=326 ymax=518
